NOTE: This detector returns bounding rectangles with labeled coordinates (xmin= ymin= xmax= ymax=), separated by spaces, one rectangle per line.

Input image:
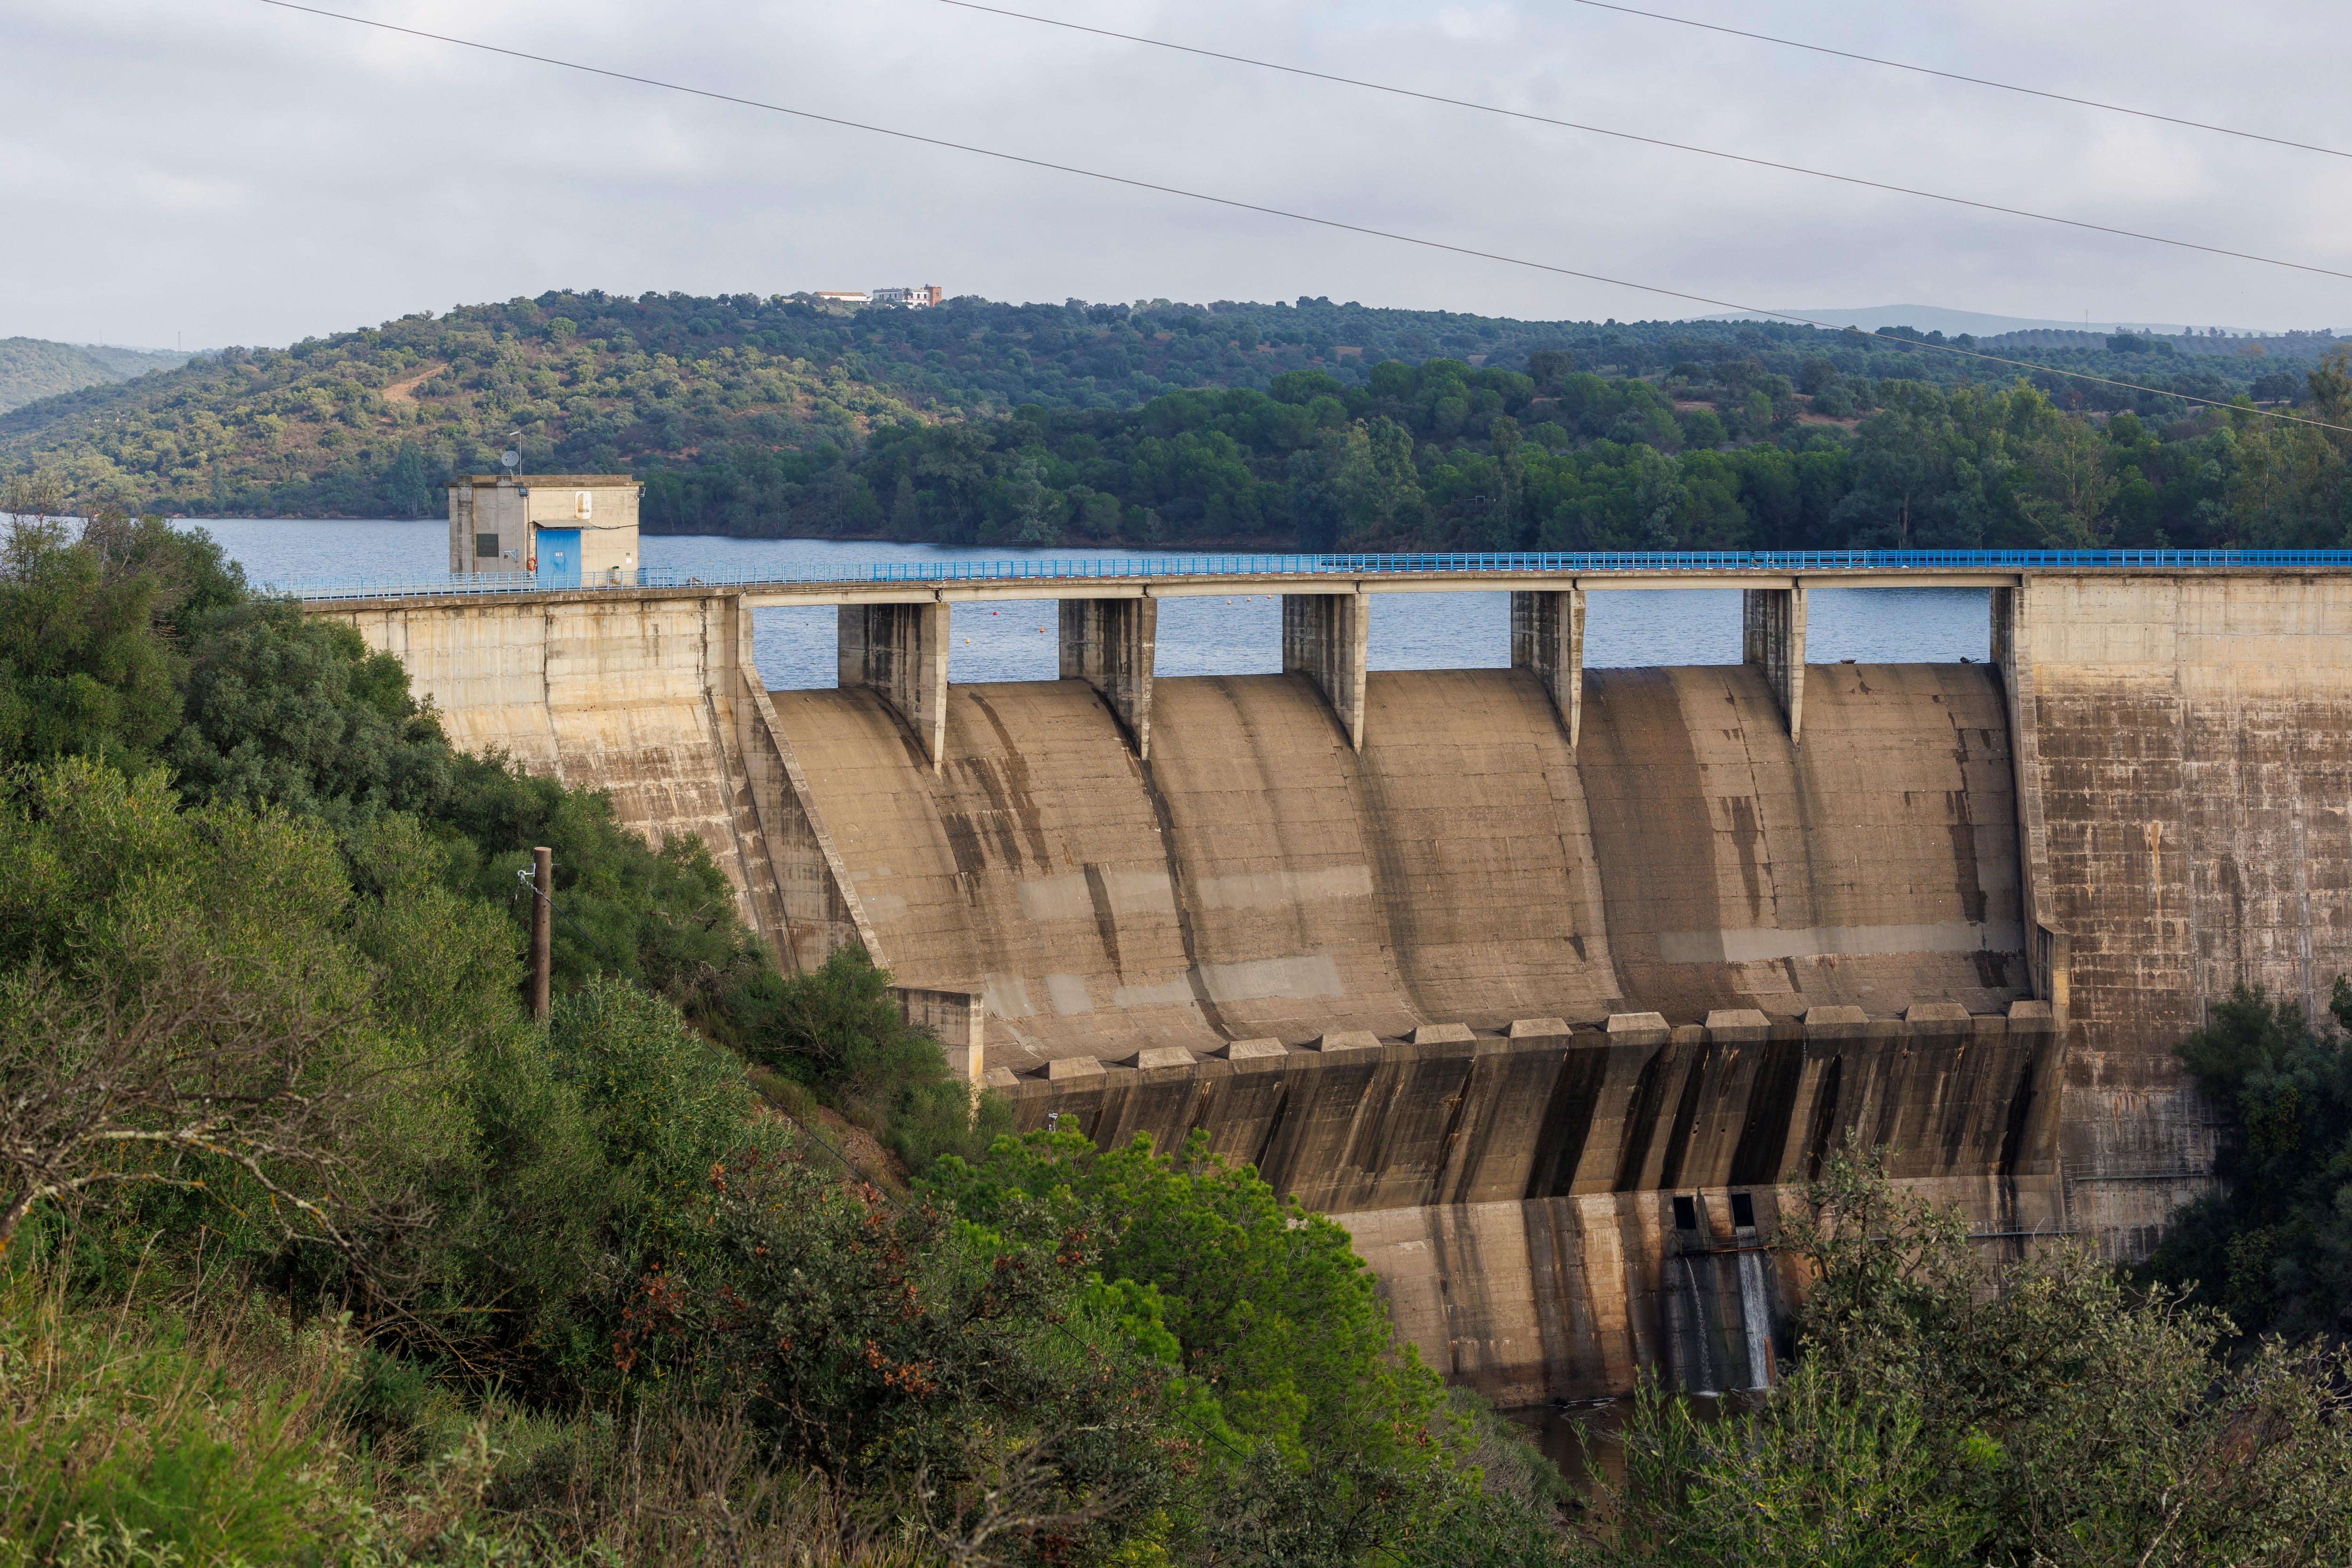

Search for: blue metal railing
xmin=276 ymin=548 xmax=2352 ymax=602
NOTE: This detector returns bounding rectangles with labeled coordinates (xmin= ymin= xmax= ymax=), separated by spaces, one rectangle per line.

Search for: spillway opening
xmin=1801 ymin=587 xmax=1990 ymax=664
xmin=749 ymin=586 xmax=1994 ymax=692
xmin=751 ymin=604 xmax=846 ymax=689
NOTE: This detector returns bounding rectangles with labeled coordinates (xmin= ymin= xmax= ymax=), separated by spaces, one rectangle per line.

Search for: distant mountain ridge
xmin=1702 ymin=305 xmax=2307 ymax=339
xmin=0 ymin=339 xmax=191 ymax=413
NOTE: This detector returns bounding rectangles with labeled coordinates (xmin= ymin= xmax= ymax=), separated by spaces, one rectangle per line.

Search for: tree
xmin=2151 ymin=980 xmax=2352 ymax=1334
xmin=1008 ymin=456 xmax=1055 ymax=544
xmin=0 ymin=758 xmax=444 ymax=1272
xmin=1679 ymin=407 xmax=1728 ymax=450
xmin=925 ymin=1127 xmax=1454 ymax=1476
xmin=1828 ymin=383 xmax=1992 ymax=549
xmin=1285 ymin=426 xmax=1365 ymax=551
xmin=2224 ymin=349 xmax=2352 ymax=547
xmin=2012 ymin=394 xmax=2118 ymax=545
xmin=168 ymin=599 xmax=455 ymax=826
xmin=1629 ymin=444 xmax=1689 ymax=547
xmin=1526 ymin=349 xmax=1575 ymax=395
xmin=0 ymin=491 xmax=227 ymax=770
xmin=1488 ymin=415 xmax=1527 ymax=548
xmin=382 ymin=441 xmax=434 ymax=516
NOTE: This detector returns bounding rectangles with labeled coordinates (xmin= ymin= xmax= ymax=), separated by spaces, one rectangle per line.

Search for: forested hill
xmin=2 ymin=288 xmax=2345 ymax=552
xmin=0 ymin=337 xmax=189 ymax=413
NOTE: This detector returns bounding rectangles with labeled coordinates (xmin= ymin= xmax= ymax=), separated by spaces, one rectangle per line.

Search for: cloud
xmin=4 ymin=0 xmax=2345 ymax=348
xmin=1437 ymin=5 xmax=1518 ymax=43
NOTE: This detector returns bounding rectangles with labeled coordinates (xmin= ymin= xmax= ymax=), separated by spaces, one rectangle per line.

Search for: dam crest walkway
xmin=285 ymin=546 xmax=2352 ymax=603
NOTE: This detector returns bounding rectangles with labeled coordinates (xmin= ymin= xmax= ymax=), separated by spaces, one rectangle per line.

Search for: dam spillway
xmin=310 ymin=556 xmax=2352 ymax=1400
xmin=769 ymin=661 xmax=2026 ymax=1049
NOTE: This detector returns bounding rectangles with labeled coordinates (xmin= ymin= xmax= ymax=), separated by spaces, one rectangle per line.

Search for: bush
xmin=614 ymin=1139 xmax=1186 ymax=1553
xmin=735 ymin=947 xmax=1012 ymax=1175
xmin=2150 ymin=979 xmax=2352 ymax=1334
xmin=925 ymin=1126 xmax=1453 ymax=1476
xmin=1595 ymin=1146 xmax=2352 ymax=1567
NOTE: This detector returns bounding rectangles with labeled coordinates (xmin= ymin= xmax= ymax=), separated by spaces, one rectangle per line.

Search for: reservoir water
xmin=203 ymin=518 xmax=1993 ymax=692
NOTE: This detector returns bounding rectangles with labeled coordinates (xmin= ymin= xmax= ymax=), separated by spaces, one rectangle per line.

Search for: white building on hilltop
xmin=871 ymin=285 xmax=945 ymax=308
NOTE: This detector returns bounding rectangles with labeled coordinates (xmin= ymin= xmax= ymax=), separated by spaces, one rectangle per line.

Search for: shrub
xmin=1596 ymin=1146 xmax=2352 ymax=1567
xmin=736 ymin=947 xmax=1013 ymax=1175
xmin=926 ymin=1126 xmax=1453 ymax=1476
xmin=615 ymin=1140 xmax=1184 ymax=1553
xmin=2151 ymin=980 xmax=2352 ymax=1334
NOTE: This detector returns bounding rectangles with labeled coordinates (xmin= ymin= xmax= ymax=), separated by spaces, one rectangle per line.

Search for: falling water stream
xmin=1737 ymin=1247 xmax=1775 ymax=1389
xmin=1679 ymin=1253 xmax=1719 ymax=1396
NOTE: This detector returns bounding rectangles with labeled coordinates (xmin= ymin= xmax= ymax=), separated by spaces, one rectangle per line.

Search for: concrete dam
xmin=313 ymin=557 xmax=2352 ymax=1405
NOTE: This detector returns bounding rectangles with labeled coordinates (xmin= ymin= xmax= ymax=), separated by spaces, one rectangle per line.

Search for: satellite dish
xmin=500 ymin=449 xmax=520 ymax=470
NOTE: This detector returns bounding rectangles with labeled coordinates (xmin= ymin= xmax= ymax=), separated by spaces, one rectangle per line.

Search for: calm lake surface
xmin=203 ymin=518 xmax=1992 ymax=691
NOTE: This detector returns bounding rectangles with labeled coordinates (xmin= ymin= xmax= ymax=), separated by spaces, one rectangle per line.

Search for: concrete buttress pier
xmin=1742 ymin=586 xmax=1807 ymax=740
xmin=1511 ymin=588 xmax=1586 ymax=747
xmin=1283 ymin=590 xmax=1370 ymax=749
xmin=1058 ymin=596 xmax=1158 ymax=757
xmin=839 ymin=602 xmax=949 ymax=767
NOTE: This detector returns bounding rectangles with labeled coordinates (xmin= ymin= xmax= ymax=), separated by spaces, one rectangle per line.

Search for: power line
xmin=927 ymin=0 xmax=2352 ymax=284
xmin=1561 ymin=0 xmax=2351 ymax=161
xmin=258 ymin=0 xmax=2352 ymax=436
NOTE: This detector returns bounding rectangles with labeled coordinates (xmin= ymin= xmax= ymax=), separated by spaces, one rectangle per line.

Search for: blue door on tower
xmin=536 ymin=529 xmax=580 ymax=589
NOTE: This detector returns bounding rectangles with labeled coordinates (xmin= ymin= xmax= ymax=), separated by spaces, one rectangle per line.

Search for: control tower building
xmin=447 ymin=474 xmax=644 ymax=586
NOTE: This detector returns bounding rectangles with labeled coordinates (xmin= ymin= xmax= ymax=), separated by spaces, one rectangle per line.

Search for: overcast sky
xmin=8 ymin=0 xmax=2348 ymax=349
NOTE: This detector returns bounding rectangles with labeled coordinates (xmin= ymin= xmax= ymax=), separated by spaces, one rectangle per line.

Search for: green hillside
xmin=0 ymin=289 xmax=2343 ymax=551
xmin=0 ymin=337 xmax=187 ymax=413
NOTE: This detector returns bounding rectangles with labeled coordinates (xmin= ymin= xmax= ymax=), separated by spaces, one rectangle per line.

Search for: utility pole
xmin=531 ymin=846 xmax=553 ymax=1021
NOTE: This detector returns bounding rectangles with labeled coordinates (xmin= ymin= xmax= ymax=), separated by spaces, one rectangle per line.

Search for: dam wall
xmin=2000 ymin=576 xmax=2352 ymax=1255
xmin=314 ymin=566 xmax=2352 ymax=1394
